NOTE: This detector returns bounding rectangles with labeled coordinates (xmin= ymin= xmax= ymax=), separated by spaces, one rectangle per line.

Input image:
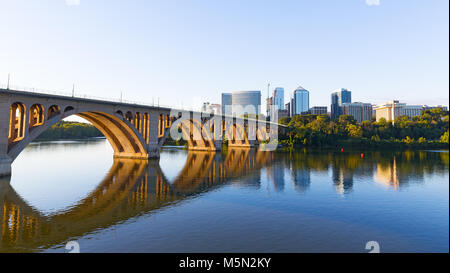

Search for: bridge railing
xmin=0 ymin=82 xmax=199 ymax=111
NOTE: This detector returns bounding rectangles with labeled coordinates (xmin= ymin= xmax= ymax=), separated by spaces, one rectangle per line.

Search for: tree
xmin=338 ymin=115 xmax=357 ymax=126
xmin=441 ymin=130 xmax=449 ymax=144
xmin=371 ymin=134 xmax=381 ymax=142
xmin=346 ymin=124 xmax=363 ymax=138
xmin=402 ymin=136 xmax=414 ymax=144
xmin=418 ymin=137 xmax=427 ymax=144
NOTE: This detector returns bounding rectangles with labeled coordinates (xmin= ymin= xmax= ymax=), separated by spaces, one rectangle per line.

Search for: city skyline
xmin=0 ymin=0 xmax=448 ymax=113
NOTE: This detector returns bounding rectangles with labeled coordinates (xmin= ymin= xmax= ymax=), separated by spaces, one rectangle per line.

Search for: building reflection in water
xmin=1 ymin=148 xmax=447 ymax=252
xmin=374 ymin=158 xmax=401 ymax=189
xmin=0 ymin=148 xmax=270 ymax=252
xmin=266 ymin=163 xmax=285 ymax=192
xmin=332 ymin=168 xmax=354 ymax=195
xmin=293 ymin=169 xmax=311 ymax=193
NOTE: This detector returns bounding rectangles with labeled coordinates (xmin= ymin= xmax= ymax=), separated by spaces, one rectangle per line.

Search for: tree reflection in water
xmin=0 ymin=148 xmax=448 ymax=252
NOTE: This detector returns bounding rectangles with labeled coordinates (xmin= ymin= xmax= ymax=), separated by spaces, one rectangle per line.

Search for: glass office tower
xmin=293 ymin=86 xmax=309 ymax=115
xmin=331 ymin=88 xmax=352 ymax=119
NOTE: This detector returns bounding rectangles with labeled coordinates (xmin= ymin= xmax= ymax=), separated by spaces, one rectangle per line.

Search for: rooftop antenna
xmin=7 ymin=73 xmax=10 ymax=90
xmin=267 ymin=83 xmax=270 ymax=117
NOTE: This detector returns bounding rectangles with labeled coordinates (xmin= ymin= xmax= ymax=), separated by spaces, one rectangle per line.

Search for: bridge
xmin=0 ymin=149 xmax=271 ymax=252
xmin=0 ymin=88 xmax=281 ymax=177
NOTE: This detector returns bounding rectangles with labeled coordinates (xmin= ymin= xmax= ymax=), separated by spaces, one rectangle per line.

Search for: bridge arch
xmin=47 ymin=105 xmax=61 ymax=120
xmin=8 ymin=102 xmax=27 ymax=144
xmin=64 ymin=106 xmax=74 ymax=113
xmin=6 ymin=103 xmax=149 ymax=161
xmin=29 ymin=104 xmax=45 ymax=129
xmin=178 ymin=118 xmax=216 ymax=150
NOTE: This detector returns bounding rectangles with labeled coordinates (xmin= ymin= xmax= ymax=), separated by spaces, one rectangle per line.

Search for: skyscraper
xmin=221 ymin=93 xmax=232 ymax=115
xmin=267 ymin=87 xmax=285 ymax=119
xmin=273 ymin=87 xmax=285 ymax=111
xmin=231 ymin=90 xmax=261 ymax=116
xmin=285 ymin=101 xmax=291 ymax=117
xmin=331 ymin=88 xmax=352 ymax=119
xmin=293 ymin=86 xmax=309 ymax=116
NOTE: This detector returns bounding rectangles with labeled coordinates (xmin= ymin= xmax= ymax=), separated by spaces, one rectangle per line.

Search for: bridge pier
xmin=213 ymin=140 xmax=223 ymax=150
xmin=0 ymin=97 xmax=11 ymax=177
xmin=148 ymin=144 xmax=161 ymax=159
xmin=0 ymin=155 xmax=12 ymax=178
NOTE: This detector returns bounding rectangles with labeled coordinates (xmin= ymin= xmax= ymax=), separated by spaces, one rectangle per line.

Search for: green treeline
xmin=278 ymin=108 xmax=449 ymax=149
xmin=36 ymin=121 xmax=103 ymax=141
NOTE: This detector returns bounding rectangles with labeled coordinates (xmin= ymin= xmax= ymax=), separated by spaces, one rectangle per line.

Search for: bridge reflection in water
xmin=0 ymin=149 xmax=270 ymax=252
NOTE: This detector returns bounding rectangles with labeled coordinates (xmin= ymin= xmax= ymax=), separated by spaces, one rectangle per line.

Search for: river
xmin=0 ymin=139 xmax=448 ymax=253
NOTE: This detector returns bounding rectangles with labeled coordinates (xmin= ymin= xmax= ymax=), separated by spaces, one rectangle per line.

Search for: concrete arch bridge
xmin=0 ymin=88 xmax=281 ymax=177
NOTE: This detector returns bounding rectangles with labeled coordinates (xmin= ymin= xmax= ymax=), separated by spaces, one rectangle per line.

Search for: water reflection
xmin=0 ymin=148 xmax=271 ymax=252
xmin=0 ymin=146 xmax=448 ymax=252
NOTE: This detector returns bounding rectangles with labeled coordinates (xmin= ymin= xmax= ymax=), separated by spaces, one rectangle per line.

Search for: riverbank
xmin=278 ymin=138 xmax=449 ymax=151
xmin=35 ymin=121 xmax=103 ymax=141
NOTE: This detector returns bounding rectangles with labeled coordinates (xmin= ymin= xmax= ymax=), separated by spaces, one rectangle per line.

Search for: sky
xmin=0 ymin=0 xmax=449 ymax=114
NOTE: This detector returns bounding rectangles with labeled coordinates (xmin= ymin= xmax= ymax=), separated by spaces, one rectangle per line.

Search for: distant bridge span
xmin=0 ymin=88 xmax=281 ymax=177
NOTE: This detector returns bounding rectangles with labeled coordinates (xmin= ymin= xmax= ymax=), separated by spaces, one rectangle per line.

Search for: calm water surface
xmin=0 ymin=139 xmax=448 ymax=253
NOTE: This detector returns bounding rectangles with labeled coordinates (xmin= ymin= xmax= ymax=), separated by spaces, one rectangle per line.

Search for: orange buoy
xmin=341 ymin=148 xmax=344 ymax=152
xmin=361 ymin=153 xmax=364 ymax=158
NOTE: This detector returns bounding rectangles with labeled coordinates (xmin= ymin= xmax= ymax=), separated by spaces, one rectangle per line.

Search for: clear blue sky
xmin=0 ymin=0 xmax=448 ymax=111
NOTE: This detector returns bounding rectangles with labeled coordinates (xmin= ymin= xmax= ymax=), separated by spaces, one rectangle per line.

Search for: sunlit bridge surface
xmin=1 ymin=139 xmax=448 ymax=253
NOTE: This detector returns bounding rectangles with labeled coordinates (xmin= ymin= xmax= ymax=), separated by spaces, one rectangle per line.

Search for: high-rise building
xmin=266 ymin=87 xmax=285 ymax=120
xmin=231 ymin=90 xmax=261 ymax=116
xmin=309 ymin=106 xmax=328 ymax=115
xmin=221 ymin=93 xmax=232 ymax=115
xmin=285 ymin=102 xmax=291 ymax=117
xmin=331 ymin=88 xmax=352 ymax=119
xmin=273 ymin=87 xmax=285 ymax=111
xmin=341 ymin=102 xmax=373 ymax=123
xmin=374 ymin=100 xmax=423 ymax=122
xmin=292 ymin=86 xmax=309 ymax=116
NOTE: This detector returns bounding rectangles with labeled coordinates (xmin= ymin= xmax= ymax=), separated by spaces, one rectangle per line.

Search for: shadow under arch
xmin=0 ymin=148 xmax=271 ymax=252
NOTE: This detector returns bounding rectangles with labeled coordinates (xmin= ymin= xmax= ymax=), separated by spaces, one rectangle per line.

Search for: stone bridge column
xmin=147 ymin=112 xmax=160 ymax=159
xmin=213 ymin=140 xmax=223 ymax=150
xmin=0 ymin=95 xmax=12 ymax=177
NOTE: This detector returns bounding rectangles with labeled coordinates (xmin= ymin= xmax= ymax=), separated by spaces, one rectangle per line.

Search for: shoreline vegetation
xmin=37 ymin=108 xmax=449 ymax=150
xmin=278 ymin=108 xmax=449 ymax=150
xmin=35 ymin=121 xmax=103 ymax=141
